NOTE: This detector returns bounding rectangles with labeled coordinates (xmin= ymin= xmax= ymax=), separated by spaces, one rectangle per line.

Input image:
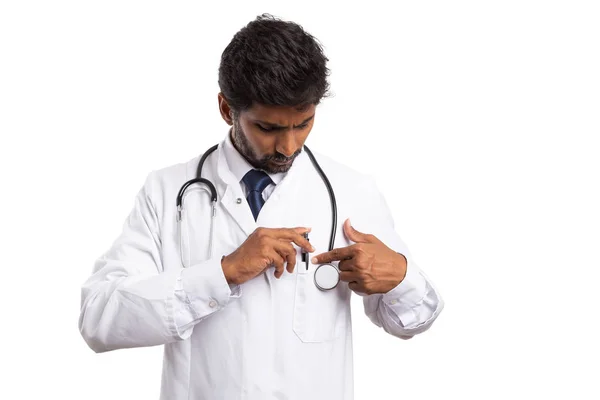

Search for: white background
xmin=1 ymin=1 xmax=599 ymax=399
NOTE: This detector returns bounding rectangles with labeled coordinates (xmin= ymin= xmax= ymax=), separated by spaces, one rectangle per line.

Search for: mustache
xmin=266 ymin=149 xmax=302 ymax=163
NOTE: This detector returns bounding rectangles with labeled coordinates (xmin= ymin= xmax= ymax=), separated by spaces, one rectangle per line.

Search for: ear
xmin=218 ymin=92 xmax=234 ymax=126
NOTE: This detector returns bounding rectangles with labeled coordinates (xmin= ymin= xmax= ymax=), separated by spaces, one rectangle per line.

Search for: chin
xmin=266 ymin=160 xmax=294 ymax=173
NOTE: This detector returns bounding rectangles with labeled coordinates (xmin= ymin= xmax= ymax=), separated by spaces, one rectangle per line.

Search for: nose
xmin=276 ymin=130 xmax=298 ymax=158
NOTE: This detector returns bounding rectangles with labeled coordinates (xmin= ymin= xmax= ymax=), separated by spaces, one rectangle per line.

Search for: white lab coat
xmin=79 ymin=135 xmax=444 ymax=399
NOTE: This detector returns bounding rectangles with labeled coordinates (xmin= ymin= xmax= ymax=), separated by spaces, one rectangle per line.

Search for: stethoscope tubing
xmin=176 ymin=143 xmax=339 ymax=290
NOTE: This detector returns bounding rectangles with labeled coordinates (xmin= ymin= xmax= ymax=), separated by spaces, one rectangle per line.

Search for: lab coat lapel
xmin=214 ymin=140 xmax=257 ymax=237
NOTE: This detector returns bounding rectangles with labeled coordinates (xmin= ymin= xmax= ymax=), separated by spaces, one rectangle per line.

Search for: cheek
xmin=241 ymin=125 xmax=273 ymax=155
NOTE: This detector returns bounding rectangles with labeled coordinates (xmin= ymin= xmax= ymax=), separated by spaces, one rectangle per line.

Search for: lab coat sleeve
xmin=79 ymin=172 xmax=240 ymax=353
xmin=353 ymin=175 xmax=444 ymax=339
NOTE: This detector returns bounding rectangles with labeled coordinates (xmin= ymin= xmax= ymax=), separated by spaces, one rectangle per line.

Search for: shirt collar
xmin=222 ymin=129 xmax=286 ymax=186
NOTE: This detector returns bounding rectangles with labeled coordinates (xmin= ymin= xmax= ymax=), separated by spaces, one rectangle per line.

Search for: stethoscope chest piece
xmin=314 ymin=263 xmax=340 ymax=291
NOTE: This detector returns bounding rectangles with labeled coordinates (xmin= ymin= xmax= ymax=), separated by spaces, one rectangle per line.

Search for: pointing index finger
xmin=311 ymin=246 xmax=354 ymax=264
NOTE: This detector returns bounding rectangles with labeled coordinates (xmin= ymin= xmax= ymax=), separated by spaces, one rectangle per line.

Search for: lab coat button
xmin=209 ymin=300 xmax=218 ymax=308
xmin=236 ymin=198 xmax=242 ymax=204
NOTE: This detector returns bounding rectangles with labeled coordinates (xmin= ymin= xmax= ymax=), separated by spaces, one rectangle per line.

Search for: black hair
xmin=218 ymin=13 xmax=331 ymax=114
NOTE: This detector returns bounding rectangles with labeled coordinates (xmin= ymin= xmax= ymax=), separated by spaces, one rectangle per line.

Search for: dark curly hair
xmin=218 ymin=13 xmax=331 ymax=114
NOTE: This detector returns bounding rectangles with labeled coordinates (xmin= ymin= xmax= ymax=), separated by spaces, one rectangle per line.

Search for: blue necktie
xmin=242 ymin=169 xmax=273 ymax=221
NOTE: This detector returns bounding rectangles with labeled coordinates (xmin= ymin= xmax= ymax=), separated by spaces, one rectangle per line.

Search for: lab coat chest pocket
xmin=291 ymin=225 xmax=350 ymax=343
xmin=270 ymin=171 xmax=351 ymax=343
xmin=292 ymin=267 xmax=349 ymax=343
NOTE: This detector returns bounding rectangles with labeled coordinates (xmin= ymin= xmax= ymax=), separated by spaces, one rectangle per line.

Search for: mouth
xmin=271 ymin=159 xmax=293 ymax=166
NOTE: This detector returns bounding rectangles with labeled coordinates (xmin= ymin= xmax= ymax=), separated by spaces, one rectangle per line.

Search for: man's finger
xmin=339 ymin=271 xmax=360 ymax=282
xmin=268 ymin=248 xmax=285 ymax=279
xmin=283 ymin=244 xmax=296 ymax=274
xmin=343 ymin=218 xmax=377 ymax=244
xmin=270 ymin=239 xmax=296 ymax=275
xmin=271 ymin=227 xmax=314 ymax=253
xmin=292 ymin=226 xmax=311 ymax=234
xmin=348 ymin=281 xmax=364 ymax=293
xmin=338 ymin=259 xmax=354 ymax=271
xmin=311 ymin=245 xmax=355 ymax=264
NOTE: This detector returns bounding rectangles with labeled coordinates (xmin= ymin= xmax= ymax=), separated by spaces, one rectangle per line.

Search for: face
xmin=218 ymin=94 xmax=316 ymax=174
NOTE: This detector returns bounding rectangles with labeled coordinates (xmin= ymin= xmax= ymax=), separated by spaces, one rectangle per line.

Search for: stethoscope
xmin=176 ymin=143 xmax=341 ymax=291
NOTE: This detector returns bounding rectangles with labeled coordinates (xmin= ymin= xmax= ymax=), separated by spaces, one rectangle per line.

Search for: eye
xmin=256 ymin=124 xmax=275 ymax=133
xmin=295 ymin=123 xmax=308 ymax=130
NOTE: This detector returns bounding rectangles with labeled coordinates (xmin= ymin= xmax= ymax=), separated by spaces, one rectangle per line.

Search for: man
xmin=79 ymin=13 xmax=444 ymax=399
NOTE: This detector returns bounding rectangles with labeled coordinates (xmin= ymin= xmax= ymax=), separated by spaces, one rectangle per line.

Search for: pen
xmin=302 ymin=232 xmax=310 ymax=270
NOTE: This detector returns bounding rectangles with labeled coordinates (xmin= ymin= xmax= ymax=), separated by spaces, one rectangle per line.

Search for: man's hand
xmin=222 ymin=227 xmax=315 ymax=285
xmin=311 ymin=219 xmax=407 ymax=295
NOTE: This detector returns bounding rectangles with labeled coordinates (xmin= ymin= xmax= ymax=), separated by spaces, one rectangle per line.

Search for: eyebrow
xmin=254 ymin=114 xmax=315 ymax=129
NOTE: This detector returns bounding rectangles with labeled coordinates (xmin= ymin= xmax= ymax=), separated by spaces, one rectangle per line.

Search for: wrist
xmin=396 ymin=252 xmax=408 ymax=284
xmin=221 ymin=255 xmax=237 ymax=285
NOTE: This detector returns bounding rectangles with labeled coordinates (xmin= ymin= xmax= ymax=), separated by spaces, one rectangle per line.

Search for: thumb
xmin=343 ymin=218 xmax=371 ymax=243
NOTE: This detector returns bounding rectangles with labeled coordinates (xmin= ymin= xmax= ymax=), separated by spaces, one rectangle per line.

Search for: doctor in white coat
xmin=79 ymin=13 xmax=444 ymax=400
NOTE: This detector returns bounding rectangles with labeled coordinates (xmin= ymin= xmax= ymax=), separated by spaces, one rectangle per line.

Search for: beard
xmin=231 ymin=117 xmax=302 ymax=174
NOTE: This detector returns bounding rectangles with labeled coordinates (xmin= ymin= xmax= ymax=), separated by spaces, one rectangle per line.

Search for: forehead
xmin=242 ymin=103 xmax=316 ymax=123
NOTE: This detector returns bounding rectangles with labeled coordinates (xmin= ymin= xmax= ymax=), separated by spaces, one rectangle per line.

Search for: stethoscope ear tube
xmin=176 ymin=178 xmax=217 ymax=221
xmin=176 ymin=143 xmax=220 ymax=221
